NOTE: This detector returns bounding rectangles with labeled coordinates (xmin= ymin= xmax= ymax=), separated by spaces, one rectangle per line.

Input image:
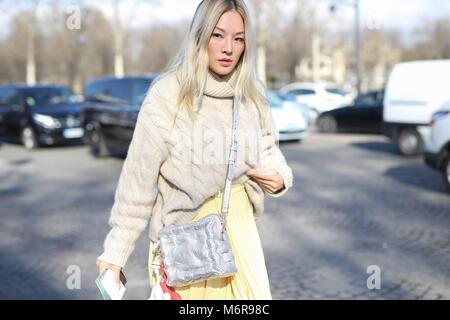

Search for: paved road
xmin=0 ymin=131 xmax=449 ymax=300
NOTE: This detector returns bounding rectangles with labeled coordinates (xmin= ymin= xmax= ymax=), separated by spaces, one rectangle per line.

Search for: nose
xmin=222 ymin=37 xmax=233 ymax=55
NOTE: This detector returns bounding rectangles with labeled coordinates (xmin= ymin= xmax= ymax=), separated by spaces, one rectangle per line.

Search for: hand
xmin=96 ymin=259 xmax=123 ymax=289
xmin=246 ymin=168 xmax=285 ymax=194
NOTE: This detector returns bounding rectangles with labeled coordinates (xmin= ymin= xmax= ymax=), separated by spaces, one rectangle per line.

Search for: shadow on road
xmin=0 ymin=252 xmax=64 ymax=300
xmin=9 ymin=158 xmax=32 ymax=166
xmin=0 ymin=139 xmax=85 ymax=149
xmin=351 ymin=141 xmax=400 ymax=156
xmin=384 ymin=164 xmax=447 ymax=194
xmin=264 ymin=175 xmax=450 ymax=299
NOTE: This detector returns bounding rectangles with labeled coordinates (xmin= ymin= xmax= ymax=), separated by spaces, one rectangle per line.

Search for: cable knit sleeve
xmin=258 ymin=88 xmax=294 ymax=198
xmin=97 ymin=84 xmax=170 ymax=268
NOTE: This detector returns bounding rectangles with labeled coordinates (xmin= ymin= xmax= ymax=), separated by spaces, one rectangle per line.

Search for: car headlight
xmin=33 ymin=114 xmax=61 ymax=129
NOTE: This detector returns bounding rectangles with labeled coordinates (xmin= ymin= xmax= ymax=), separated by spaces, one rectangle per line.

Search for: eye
xmin=212 ymin=33 xmax=223 ymax=38
xmin=235 ymin=37 xmax=245 ymax=43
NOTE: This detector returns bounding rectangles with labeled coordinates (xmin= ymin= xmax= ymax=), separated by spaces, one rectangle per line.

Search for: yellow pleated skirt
xmin=148 ymin=183 xmax=272 ymax=300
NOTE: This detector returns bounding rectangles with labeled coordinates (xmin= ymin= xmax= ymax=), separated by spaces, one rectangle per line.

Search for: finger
xmin=248 ymin=174 xmax=278 ymax=184
xmin=97 ymin=262 xmax=107 ymax=275
xmin=258 ymin=179 xmax=277 ymax=188
xmin=254 ymin=176 xmax=280 ymax=189
xmin=258 ymin=181 xmax=278 ymax=193
xmin=260 ymin=179 xmax=284 ymax=192
xmin=248 ymin=172 xmax=280 ymax=182
xmin=113 ymin=270 xmax=122 ymax=290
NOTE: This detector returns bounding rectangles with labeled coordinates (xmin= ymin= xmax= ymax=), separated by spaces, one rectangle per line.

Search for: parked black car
xmin=80 ymin=76 xmax=156 ymax=157
xmin=317 ymin=90 xmax=384 ymax=134
xmin=0 ymin=84 xmax=84 ymax=149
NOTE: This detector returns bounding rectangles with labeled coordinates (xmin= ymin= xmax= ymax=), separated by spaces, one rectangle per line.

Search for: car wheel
xmin=317 ymin=115 xmax=338 ymax=133
xmin=87 ymin=123 xmax=110 ymax=158
xmin=443 ymin=155 xmax=450 ymax=193
xmin=21 ymin=127 xmax=39 ymax=150
xmin=397 ymin=128 xmax=423 ymax=156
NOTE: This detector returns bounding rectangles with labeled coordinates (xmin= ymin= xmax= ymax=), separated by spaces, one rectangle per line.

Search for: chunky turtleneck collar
xmin=204 ymin=68 xmax=238 ymax=98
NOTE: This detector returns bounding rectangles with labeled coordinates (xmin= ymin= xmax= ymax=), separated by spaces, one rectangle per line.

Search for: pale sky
xmin=90 ymin=0 xmax=450 ymax=30
xmin=0 ymin=0 xmax=449 ymax=40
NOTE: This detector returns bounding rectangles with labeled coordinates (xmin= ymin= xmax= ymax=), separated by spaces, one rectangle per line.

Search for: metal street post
xmin=354 ymin=0 xmax=361 ymax=95
xmin=330 ymin=0 xmax=361 ymax=95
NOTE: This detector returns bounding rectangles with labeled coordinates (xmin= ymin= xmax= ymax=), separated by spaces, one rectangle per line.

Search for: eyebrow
xmin=214 ymin=27 xmax=245 ymax=35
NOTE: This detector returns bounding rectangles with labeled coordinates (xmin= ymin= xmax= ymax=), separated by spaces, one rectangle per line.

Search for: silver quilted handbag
xmin=154 ymin=98 xmax=240 ymax=288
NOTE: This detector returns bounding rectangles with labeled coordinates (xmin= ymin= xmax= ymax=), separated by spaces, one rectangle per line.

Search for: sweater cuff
xmin=97 ymin=246 xmax=134 ymax=269
xmin=266 ymin=163 xmax=293 ymax=198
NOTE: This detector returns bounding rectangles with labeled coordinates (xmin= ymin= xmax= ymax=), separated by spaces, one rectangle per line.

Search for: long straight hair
xmin=151 ymin=0 xmax=269 ymax=127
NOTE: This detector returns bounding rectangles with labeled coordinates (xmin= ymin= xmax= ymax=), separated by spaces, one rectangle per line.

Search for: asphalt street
xmin=0 ymin=130 xmax=449 ymax=300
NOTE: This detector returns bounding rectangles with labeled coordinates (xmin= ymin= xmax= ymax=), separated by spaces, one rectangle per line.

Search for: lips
xmin=218 ymin=59 xmax=233 ymax=67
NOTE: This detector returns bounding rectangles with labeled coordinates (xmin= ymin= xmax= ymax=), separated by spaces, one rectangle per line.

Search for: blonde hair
xmin=152 ymin=0 xmax=269 ymax=128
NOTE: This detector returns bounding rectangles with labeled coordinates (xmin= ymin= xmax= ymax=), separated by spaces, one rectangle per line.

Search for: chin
xmin=211 ymin=66 xmax=234 ymax=77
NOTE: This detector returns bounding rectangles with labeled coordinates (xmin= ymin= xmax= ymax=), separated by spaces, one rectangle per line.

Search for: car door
xmin=85 ymin=79 xmax=128 ymax=151
xmin=0 ymin=87 xmax=25 ymax=139
xmin=367 ymin=91 xmax=384 ymax=133
xmin=349 ymin=92 xmax=380 ymax=132
xmin=121 ymin=79 xmax=153 ymax=144
xmin=0 ymin=88 xmax=8 ymax=137
xmin=289 ymin=89 xmax=317 ymax=107
xmin=102 ymin=79 xmax=134 ymax=152
xmin=0 ymin=91 xmax=7 ymax=137
xmin=334 ymin=106 xmax=360 ymax=131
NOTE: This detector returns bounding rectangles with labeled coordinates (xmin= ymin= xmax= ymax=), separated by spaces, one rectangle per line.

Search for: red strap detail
xmin=159 ymin=263 xmax=182 ymax=300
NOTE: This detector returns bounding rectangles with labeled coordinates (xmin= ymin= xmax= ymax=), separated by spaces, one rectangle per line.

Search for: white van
xmin=424 ymin=101 xmax=450 ymax=193
xmin=383 ymin=60 xmax=450 ymax=155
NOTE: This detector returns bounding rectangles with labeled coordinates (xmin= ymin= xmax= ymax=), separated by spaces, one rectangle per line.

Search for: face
xmin=208 ymin=10 xmax=245 ymax=78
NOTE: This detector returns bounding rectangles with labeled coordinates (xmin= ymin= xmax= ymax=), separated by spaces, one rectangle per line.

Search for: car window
xmin=86 ymin=78 xmax=154 ymax=106
xmin=0 ymin=88 xmax=9 ymax=106
xmin=22 ymin=87 xmax=76 ymax=107
xmin=267 ymin=92 xmax=284 ymax=108
xmin=290 ymin=89 xmax=315 ymax=96
xmin=105 ymin=80 xmax=132 ymax=104
xmin=325 ymin=88 xmax=349 ymax=96
xmin=132 ymin=79 xmax=153 ymax=106
xmin=84 ymin=81 xmax=109 ymax=102
xmin=375 ymin=91 xmax=384 ymax=103
xmin=278 ymin=92 xmax=297 ymax=102
xmin=0 ymin=87 xmax=20 ymax=106
xmin=354 ymin=92 xmax=379 ymax=107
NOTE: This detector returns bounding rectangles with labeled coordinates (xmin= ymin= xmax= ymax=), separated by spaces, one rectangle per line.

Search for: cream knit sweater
xmin=97 ymin=69 xmax=294 ymax=268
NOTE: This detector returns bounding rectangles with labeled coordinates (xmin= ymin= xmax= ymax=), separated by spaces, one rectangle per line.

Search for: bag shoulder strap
xmin=220 ymin=97 xmax=239 ymax=228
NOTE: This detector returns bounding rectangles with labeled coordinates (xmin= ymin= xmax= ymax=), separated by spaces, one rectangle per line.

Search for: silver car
xmin=267 ymin=91 xmax=309 ymax=142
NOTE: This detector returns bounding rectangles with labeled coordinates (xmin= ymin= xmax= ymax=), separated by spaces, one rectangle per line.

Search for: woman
xmin=96 ymin=0 xmax=293 ymax=300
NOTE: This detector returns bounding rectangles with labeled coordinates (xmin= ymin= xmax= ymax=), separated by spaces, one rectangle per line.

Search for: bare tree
xmin=110 ymin=0 xmax=162 ymax=78
xmin=131 ymin=20 xmax=186 ymax=75
xmin=0 ymin=7 xmax=41 ymax=84
xmin=405 ymin=16 xmax=450 ymax=60
xmin=42 ymin=2 xmax=114 ymax=92
xmin=251 ymin=0 xmax=267 ymax=84
xmin=360 ymin=27 xmax=402 ymax=91
xmin=7 ymin=0 xmax=42 ymax=85
xmin=264 ymin=0 xmax=319 ymax=84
